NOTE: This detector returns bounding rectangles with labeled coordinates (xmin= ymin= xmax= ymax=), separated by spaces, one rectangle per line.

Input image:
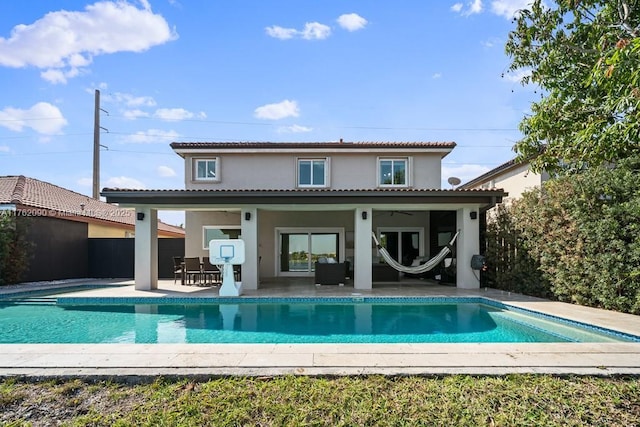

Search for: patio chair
xmin=202 ymin=257 xmax=221 ymax=286
xmin=314 ymin=260 xmax=347 ymax=286
xmin=172 ymin=256 xmax=183 ymax=284
xmin=183 ymin=257 xmax=202 ymax=285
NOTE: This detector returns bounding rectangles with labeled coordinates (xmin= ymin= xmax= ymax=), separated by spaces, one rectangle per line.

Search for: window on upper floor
xmin=193 ymin=158 xmax=219 ymax=181
xmin=378 ymin=158 xmax=408 ymax=187
xmin=297 ymin=158 xmax=328 ymax=188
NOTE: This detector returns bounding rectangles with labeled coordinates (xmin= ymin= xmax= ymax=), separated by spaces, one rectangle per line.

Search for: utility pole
xmin=92 ymin=90 xmax=108 ymax=200
xmin=92 ymin=90 xmax=100 ymax=200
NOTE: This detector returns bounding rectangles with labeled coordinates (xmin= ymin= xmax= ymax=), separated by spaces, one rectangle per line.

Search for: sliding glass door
xmin=378 ymin=228 xmax=423 ymax=266
xmin=278 ymin=229 xmax=342 ymax=276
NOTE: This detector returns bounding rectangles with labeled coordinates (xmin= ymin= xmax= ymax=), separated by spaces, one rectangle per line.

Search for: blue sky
xmin=0 ymin=0 xmax=535 ymax=226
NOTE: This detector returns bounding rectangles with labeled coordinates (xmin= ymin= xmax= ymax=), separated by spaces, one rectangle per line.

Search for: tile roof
xmin=0 ymin=176 xmax=184 ymax=235
xmin=458 ymin=158 xmax=520 ymax=189
xmin=170 ymin=141 xmax=456 ymax=150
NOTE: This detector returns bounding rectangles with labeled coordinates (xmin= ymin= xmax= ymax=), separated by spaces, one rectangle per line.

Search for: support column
xmin=241 ymin=208 xmax=258 ymax=290
xmin=456 ymin=207 xmax=480 ymax=289
xmin=354 ymin=207 xmax=372 ymax=290
xmin=134 ymin=207 xmax=158 ymax=290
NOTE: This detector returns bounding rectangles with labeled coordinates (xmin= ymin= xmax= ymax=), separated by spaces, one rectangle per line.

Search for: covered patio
xmin=101 ymin=188 xmax=505 ymax=292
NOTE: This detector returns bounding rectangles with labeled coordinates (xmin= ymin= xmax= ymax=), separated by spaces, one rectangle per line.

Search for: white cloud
xmin=491 ymin=0 xmax=535 ymax=19
xmin=277 ymin=124 xmax=313 ymax=134
xmin=468 ymin=0 xmax=484 ymax=15
xmin=124 ymin=129 xmax=180 ymax=143
xmin=105 ymin=92 xmax=157 ymax=107
xmin=0 ymin=145 xmax=11 ymax=152
xmin=154 ymin=108 xmax=206 ymax=121
xmin=432 ymin=73 xmax=442 ymax=79
xmin=0 ymin=102 xmax=67 ymax=134
xmin=0 ymin=1 xmax=177 ymax=83
xmin=123 ymin=109 xmax=150 ymax=119
xmin=265 ymin=26 xmax=297 ymax=40
xmin=481 ymin=37 xmax=501 ymax=48
xmin=337 ymin=14 xmax=368 ymax=32
xmin=104 ymin=176 xmax=146 ymax=189
xmin=301 ymin=22 xmax=332 ymax=40
xmin=503 ymin=68 xmax=532 ymax=83
xmin=77 ymin=177 xmax=93 ymax=187
xmin=452 ymin=0 xmax=484 ymax=16
xmin=254 ymin=100 xmax=300 ymax=120
xmin=157 ymin=165 xmax=176 ymax=177
xmin=442 ymin=164 xmax=491 ymax=187
xmin=266 ymin=22 xmax=331 ymax=40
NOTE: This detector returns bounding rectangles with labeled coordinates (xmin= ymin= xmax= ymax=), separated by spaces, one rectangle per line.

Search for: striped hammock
xmin=371 ymin=231 xmax=459 ymax=274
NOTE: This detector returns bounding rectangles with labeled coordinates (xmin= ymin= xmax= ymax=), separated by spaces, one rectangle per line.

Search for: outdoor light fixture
xmin=245 ymin=212 xmax=251 ymax=221
xmin=137 ymin=212 xmax=145 ymax=221
xmin=470 ymin=211 xmax=478 ymax=220
xmin=362 ymin=211 xmax=368 ymax=220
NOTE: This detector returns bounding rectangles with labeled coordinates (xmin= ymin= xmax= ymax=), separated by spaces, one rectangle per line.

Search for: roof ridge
xmin=10 ymin=175 xmax=26 ymax=204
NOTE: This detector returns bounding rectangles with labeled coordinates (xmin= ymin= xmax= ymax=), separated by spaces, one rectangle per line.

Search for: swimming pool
xmin=0 ymin=296 xmax=637 ymax=344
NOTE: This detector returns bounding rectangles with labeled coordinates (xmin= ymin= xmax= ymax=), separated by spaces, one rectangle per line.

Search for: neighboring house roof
xmin=0 ymin=176 xmax=184 ymax=237
xmin=458 ymin=158 xmax=520 ymax=189
xmin=171 ymin=141 xmax=456 ymax=157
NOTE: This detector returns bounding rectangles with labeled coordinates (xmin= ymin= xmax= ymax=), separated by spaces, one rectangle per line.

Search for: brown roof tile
xmin=170 ymin=141 xmax=456 ymax=150
xmin=0 ymin=176 xmax=184 ymax=235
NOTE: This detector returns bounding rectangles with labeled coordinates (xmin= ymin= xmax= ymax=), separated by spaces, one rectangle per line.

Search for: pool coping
xmin=1 ymin=279 xmax=640 ymax=378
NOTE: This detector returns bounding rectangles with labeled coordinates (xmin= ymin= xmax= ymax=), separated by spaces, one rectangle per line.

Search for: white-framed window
xmin=378 ymin=158 xmax=408 ymax=187
xmin=297 ymin=158 xmax=328 ymax=188
xmin=193 ymin=158 xmax=219 ymax=181
xmin=202 ymin=226 xmax=241 ymax=250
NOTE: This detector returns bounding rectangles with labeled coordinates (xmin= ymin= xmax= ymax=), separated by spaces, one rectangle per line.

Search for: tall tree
xmin=506 ymin=0 xmax=640 ymax=174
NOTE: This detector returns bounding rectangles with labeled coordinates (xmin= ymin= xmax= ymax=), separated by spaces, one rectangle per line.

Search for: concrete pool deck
xmin=1 ymin=278 xmax=640 ymax=378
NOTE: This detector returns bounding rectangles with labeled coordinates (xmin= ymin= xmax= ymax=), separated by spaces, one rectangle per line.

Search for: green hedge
xmin=485 ymin=157 xmax=640 ymax=314
xmin=0 ymin=214 xmax=31 ymax=285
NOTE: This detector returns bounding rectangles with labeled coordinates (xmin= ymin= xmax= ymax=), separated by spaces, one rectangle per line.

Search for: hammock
xmin=371 ymin=231 xmax=459 ymax=275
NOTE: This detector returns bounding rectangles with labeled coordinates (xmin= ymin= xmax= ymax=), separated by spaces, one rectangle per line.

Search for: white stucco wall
xmin=184 ymin=152 xmax=443 ymax=190
xmin=491 ymin=163 xmax=545 ymax=203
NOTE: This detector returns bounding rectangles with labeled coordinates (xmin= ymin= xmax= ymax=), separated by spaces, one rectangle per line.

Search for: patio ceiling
xmin=101 ymin=188 xmax=506 ymax=211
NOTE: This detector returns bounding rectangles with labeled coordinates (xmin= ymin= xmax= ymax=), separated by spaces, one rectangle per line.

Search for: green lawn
xmin=1 ymin=375 xmax=639 ymax=426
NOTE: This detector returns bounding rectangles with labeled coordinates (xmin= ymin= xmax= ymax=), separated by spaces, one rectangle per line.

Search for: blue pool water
xmin=0 ymin=297 xmax=636 ymax=344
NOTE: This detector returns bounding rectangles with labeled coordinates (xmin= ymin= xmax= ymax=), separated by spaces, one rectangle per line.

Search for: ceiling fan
xmin=390 ymin=210 xmax=413 ymax=216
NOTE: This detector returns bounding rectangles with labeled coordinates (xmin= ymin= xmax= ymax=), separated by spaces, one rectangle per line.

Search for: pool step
xmin=10 ymin=297 xmax=57 ymax=305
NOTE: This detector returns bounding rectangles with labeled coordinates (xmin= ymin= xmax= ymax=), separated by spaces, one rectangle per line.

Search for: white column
xmin=241 ymin=208 xmax=258 ymax=290
xmin=456 ymin=207 xmax=480 ymax=289
xmin=134 ymin=207 xmax=158 ymax=290
xmin=354 ymin=207 xmax=372 ymax=290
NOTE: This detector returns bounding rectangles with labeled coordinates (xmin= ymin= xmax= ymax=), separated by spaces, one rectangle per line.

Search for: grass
xmin=1 ymin=375 xmax=639 ymax=426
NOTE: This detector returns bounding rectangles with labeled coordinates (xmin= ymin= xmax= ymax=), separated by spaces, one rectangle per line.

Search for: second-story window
xmin=379 ymin=158 xmax=408 ymax=186
xmin=298 ymin=158 xmax=327 ymax=187
xmin=194 ymin=158 xmax=218 ymax=181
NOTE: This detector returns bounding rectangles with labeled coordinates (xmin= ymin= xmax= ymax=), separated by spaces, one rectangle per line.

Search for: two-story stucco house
xmin=102 ymin=141 xmax=505 ymax=292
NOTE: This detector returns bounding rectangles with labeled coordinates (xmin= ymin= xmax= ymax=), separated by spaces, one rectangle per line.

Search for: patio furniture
xmin=372 ymin=263 xmax=399 ymax=282
xmin=314 ymin=261 xmax=347 ymax=286
xmin=202 ymin=257 xmax=221 ymax=285
xmin=183 ymin=257 xmax=202 ymax=285
xmin=172 ymin=256 xmax=183 ymax=284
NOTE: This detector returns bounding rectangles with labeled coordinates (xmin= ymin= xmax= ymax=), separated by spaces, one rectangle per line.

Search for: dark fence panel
xmin=22 ymin=217 xmax=88 ymax=282
xmin=158 ymin=238 xmax=185 ymax=279
xmin=88 ymin=238 xmax=134 ymax=278
xmin=89 ymin=238 xmax=184 ymax=279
